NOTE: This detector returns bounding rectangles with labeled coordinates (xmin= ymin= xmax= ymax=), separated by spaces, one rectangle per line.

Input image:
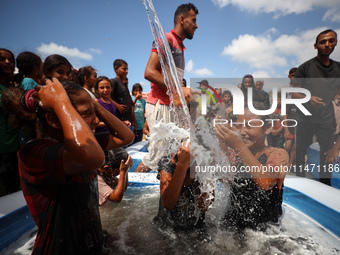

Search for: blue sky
xmin=2 ymin=0 xmax=340 ymax=93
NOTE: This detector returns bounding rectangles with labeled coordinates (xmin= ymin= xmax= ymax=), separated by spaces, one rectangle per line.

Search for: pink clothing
xmin=98 ymin=175 xmax=113 ymax=205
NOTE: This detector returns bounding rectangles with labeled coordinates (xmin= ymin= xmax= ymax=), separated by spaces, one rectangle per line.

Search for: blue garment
xmin=131 ymin=96 xmax=146 ymax=130
xmin=19 ymin=77 xmax=37 ymax=90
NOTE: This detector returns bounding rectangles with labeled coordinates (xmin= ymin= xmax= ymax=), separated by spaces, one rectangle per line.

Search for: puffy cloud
xmin=222 ymin=27 xmax=340 ymax=73
xmin=88 ymin=48 xmax=102 ymax=54
xmin=37 ymin=42 xmax=93 ymax=60
xmin=323 ymin=7 xmax=340 ymax=23
xmin=252 ymin=71 xmax=270 ymax=79
xmin=211 ymin=0 xmax=340 ymax=21
xmin=186 ymin=59 xmax=213 ymax=75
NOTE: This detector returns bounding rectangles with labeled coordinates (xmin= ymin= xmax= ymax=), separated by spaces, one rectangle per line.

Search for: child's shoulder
xmin=263 ymin=147 xmax=289 ymax=166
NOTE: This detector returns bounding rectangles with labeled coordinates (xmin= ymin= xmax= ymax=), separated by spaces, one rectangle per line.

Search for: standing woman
xmin=14 ymin=51 xmax=44 ymax=90
xmin=0 ymin=48 xmax=20 ymax=196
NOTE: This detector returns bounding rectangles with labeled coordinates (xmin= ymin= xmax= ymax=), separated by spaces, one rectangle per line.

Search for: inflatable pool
xmin=1 ymin=141 xmax=339 ymax=253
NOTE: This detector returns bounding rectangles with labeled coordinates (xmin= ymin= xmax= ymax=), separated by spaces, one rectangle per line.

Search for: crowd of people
xmin=0 ymin=2 xmax=339 ymax=254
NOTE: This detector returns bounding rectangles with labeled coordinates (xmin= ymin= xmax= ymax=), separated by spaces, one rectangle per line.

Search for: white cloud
xmin=37 ymin=42 xmax=93 ymax=60
xmin=222 ymin=27 xmax=340 ymax=74
xmin=211 ymin=0 xmax=340 ymax=21
xmin=252 ymin=71 xmax=270 ymax=79
xmin=323 ymin=8 xmax=340 ymax=23
xmin=88 ymin=48 xmax=102 ymax=54
xmin=222 ymin=34 xmax=287 ymax=70
xmin=186 ymin=59 xmax=213 ymax=75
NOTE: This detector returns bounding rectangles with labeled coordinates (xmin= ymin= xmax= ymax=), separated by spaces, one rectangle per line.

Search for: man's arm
xmin=144 ymin=51 xmax=167 ymax=90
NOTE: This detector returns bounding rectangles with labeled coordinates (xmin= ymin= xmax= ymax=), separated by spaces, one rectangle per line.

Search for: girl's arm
xmin=215 ymin=124 xmax=287 ymax=191
xmin=160 ymin=142 xmax=191 ymax=211
xmin=107 ymin=155 xmax=132 ymax=202
xmin=93 ymin=100 xmax=134 ymax=150
xmin=35 ymin=78 xmax=105 ymax=175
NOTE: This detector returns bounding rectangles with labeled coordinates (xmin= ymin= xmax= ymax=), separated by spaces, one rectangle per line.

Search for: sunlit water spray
xmin=141 ymin=0 xmax=229 ymax=211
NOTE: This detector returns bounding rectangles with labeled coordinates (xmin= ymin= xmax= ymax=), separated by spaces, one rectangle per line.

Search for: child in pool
xmin=97 ymin=148 xmax=131 ymax=205
xmin=94 ymin=76 xmax=117 ymax=133
xmin=1 ymin=87 xmax=41 ymax=143
xmin=154 ymin=141 xmax=213 ymax=232
xmin=214 ymin=102 xmax=289 ymax=230
xmin=18 ymin=78 xmax=134 ymax=254
xmin=43 ymin=54 xmax=73 ymax=81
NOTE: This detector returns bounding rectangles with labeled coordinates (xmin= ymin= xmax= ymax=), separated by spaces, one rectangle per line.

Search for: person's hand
xmin=135 ymin=93 xmax=143 ymax=100
xmin=177 ymin=141 xmax=191 ymax=170
xmin=120 ymin=155 xmax=133 ymax=173
xmin=116 ymin=104 xmax=126 ymax=113
xmin=325 ymin=147 xmax=339 ymax=164
xmin=123 ymin=120 xmax=131 ymax=127
xmin=309 ymin=96 xmax=325 ymax=108
xmin=214 ymin=123 xmax=243 ymax=150
xmin=283 ymin=130 xmax=291 ymax=140
xmin=33 ymin=78 xmax=70 ymax=111
xmin=182 ymin=87 xmax=191 ymax=104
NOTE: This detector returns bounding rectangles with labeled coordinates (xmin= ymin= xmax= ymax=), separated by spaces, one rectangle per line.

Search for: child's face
xmin=102 ymin=165 xmax=120 ymax=177
xmin=11 ymin=100 xmax=36 ymax=121
xmin=49 ymin=64 xmax=71 ymax=81
xmin=115 ymin=64 xmax=128 ymax=79
xmin=234 ymin=109 xmax=268 ymax=152
xmin=133 ymin=88 xmax=142 ymax=96
xmin=0 ymin=50 xmax=15 ymax=75
xmin=255 ymin=81 xmax=263 ymax=91
xmin=215 ymin=88 xmax=222 ymax=95
xmin=243 ymin=78 xmax=252 ymax=88
xmin=71 ymin=90 xmax=100 ymax=132
xmin=87 ymin=70 xmax=97 ymax=88
xmin=222 ymin=94 xmax=231 ymax=103
xmin=97 ymin=80 xmax=112 ymax=100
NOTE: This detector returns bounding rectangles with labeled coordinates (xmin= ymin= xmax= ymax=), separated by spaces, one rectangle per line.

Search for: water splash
xmin=142 ymin=0 xmax=190 ymax=129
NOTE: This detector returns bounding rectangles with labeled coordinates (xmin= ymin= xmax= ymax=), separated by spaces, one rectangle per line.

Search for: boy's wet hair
xmin=103 ymin=148 xmax=129 ymax=170
xmin=43 ymin=54 xmax=72 ymax=78
xmin=113 ymin=59 xmax=127 ymax=69
xmin=36 ymin=81 xmax=86 ymax=134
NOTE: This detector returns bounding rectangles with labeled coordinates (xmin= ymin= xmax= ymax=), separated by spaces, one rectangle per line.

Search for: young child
xmin=153 ymin=141 xmax=212 ymax=232
xmin=212 ymin=90 xmax=232 ymax=118
xmin=215 ymin=103 xmax=289 ymax=230
xmin=1 ymin=87 xmax=41 ymax=143
xmin=98 ymin=148 xmax=131 ymax=205
xmin=110 ymin=59 xmax=136 ymax=131
xmin=43 ymin=54 xmax=72 ymax=81
xmin=78 ymin=65 xmax=97 ymax=99
xmin=94 ymin=76 xmax=117 ymax=133
xmin=14 ymin=51 xmax=44 ymax=90
xmin=131 ymin=83 xmax=146 ymax=144
xmin=18 ymin=78 xmax=134 ymax=254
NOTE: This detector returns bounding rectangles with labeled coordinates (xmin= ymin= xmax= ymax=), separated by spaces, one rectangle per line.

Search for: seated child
xmin=98 ymin=148 xmax=132 ymax=205
xmin=153 ymin=141 xmax=213 ymax=232
xmin=214 ymin=103 xmax=289 ymax=230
